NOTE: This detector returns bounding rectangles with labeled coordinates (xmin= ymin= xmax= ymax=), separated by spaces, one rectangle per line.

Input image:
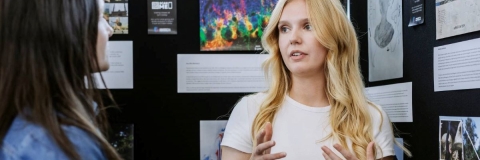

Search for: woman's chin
xmin=99 ymin=64 xmax=110 ymax=72
xmin=94 ymin=62 xmax=110 ymax=73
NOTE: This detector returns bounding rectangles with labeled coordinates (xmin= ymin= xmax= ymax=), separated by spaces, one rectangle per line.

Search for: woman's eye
xmin=280 ymin=26 xmax=289 ymax=33
xmin=305 ymin=24 xmax=312 ymax=30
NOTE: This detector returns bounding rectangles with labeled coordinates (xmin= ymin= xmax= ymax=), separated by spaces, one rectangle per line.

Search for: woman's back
xmin=0 ymin=0 xmax=121 ymax=159
xmin=1 ymin=115 xmax=105 ymax=160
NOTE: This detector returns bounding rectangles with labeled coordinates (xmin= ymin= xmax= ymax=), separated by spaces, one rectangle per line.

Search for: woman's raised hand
xmin=250 ymin=122 xmax=287 ymax=160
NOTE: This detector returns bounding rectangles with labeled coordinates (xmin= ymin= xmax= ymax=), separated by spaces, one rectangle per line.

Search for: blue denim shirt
xmin=0 ymin=115 xmax=107 ymax=160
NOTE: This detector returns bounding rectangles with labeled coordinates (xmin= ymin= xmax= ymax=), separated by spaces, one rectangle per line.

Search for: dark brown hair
xmin=0 ymin=0 xmax=122 ymax=159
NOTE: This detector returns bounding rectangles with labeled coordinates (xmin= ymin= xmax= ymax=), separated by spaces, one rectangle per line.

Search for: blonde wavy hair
xmin=251 ymin=0 xmax=411 ymax=159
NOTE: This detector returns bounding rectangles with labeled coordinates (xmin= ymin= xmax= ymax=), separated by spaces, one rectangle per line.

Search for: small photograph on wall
xmin=109 ymin=123 xmax=134 ymax=160
xmin=199 ymin=0 xmax=278 ymax=51
xmin=200 ymin=120 xmax=228 ymax=160
xmin=104 ymin=0 xmax=129 ymax=34
xmin=440 ymin=116 xmax=480 ymax=160
xmin=439 ymin=119 xmax=464 ymax=160
xmin=367 ymin=0 xmax=403 ymax=82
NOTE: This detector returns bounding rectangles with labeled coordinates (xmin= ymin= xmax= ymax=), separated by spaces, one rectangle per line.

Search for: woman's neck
xmin=289 ymin=73 xmax=329 ymax=107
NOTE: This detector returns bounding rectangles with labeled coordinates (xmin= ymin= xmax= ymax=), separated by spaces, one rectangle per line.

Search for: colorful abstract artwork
xmin=200 ymin=120 xmax=228 ymax=160
xmin=200 ymin=0 xmax=278 ymax=51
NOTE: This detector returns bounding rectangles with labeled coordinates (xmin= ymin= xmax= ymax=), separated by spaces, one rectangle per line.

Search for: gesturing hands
xmin=250 ymin=122 xmax=287 ymax=160
xmin=321 ymin=142 xmax=375 ymax=160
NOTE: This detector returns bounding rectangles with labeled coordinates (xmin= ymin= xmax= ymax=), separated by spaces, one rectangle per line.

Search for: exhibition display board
xmin=105 ymin=0 xmax=480 ymax=159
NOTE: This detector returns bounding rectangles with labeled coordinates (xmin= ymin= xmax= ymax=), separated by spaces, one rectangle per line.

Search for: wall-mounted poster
xmin=93 ymin=41 xmax=133 ymax=89
xmin=436 ymin=0 xmax=480 ymax=39
xmin=177 ymin=54 xmax=268 ymax=93
xmin=200 ymin=0 xmax=278 ymax=51
xmin=147 ymin=0 xmax=177 ymax=34
xmin=433 ymin=38 xmax=480 ymax=92
xmin=408 ymin=0 xmax=424 ymax=27
xmin=109 ymin=123 xmax=134 ymax=160
xmin=104 ymin=0 xmax=129 ymax=34
xmin=200 ymin=120 xmax=228 ymax=160
xmin=367 ymin=0 xmax=403 ymax=82
xmin=439 ymin=116 xmax=480 ymax=160
xmin=364 ymin=82 xmax=413 ymax=123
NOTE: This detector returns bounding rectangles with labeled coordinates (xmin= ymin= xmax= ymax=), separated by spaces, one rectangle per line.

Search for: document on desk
xmin=93 ymin=41 xmax=133 ymax=89
xmin=177 ymin=54 xmax=268 ymax=93
xmin=365 ymin=82 xmax=413 ymax=122
xmin=434 ymin=38 xmax=480 ymax=92
xmin=436 ymin=0 xmax=480 ymax=39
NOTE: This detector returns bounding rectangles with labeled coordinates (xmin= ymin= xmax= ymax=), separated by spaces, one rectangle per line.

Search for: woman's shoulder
xmin=239 ymin=92 xmax=268 ymax=108
xmin=243 ymin=92 xmax=268 ymax=102
xmin=1 ymin=115 xmax=106 ymax=160
xmin=228 ymin=92 xmax=268 ymax=118
xmin=365 ymin=102 xmax=393 ymax=132
xmin=365 ymin=102 xmax=388 ymax=118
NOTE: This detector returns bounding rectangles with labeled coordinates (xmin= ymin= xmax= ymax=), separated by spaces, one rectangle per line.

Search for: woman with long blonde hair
xmin=221 ymin=0 xmax=411 ymax=159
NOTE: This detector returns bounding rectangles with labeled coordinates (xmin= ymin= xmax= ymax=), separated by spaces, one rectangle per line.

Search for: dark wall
xmin=350 ymin=0 xmax=480 ymax=159
xmin=107 ymin=0 xmax=480 ymax=159
xmin=107 ymin=1 xmax=248 ymax=159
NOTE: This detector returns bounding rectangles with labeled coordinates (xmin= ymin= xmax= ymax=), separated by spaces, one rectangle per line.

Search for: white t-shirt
xmin=221 ymin=92 xmax=395 ymax=160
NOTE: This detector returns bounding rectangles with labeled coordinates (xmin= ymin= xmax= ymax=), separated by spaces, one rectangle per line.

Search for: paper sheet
xmin=434 ymin=38 xmax=480 ymax=92
xmin=365 ymin=82 xmax=413 ymax=122
xmin=94 ymin=41 xmax=133 ymax=89
xmin=177 ymin=54 xmax=268 ymax=93
xmin=436 ymin=0 xmax=480 ymax=39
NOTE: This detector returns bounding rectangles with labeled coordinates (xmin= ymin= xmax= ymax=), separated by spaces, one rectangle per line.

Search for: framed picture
xmin=440 ymin=119 xmax=464 ymax=160
xmin=104 ymin=0 xmax=129 ymax=34
xmin=199 ymin=0 xmax=278 ymax=51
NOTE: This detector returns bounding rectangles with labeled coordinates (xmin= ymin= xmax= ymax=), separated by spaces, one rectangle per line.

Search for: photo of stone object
xmin=367 ymin=0 xmax=403 ymax=82
xmin=374 ymin=0 xmax=394 ymax=48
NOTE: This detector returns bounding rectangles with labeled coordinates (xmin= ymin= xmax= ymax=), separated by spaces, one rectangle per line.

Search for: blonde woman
xmin=220 ymin=0 xmax=411 ymax=159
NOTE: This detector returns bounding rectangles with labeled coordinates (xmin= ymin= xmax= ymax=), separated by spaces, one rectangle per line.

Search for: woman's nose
xmin=289 ymin=29 xmax=302 ymax=45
